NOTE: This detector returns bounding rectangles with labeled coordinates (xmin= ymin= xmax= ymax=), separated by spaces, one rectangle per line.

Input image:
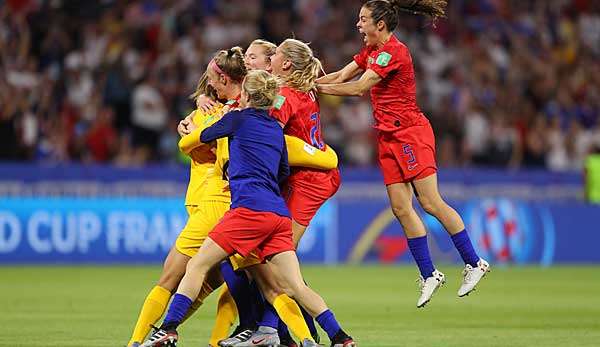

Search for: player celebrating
xmin=271 ymin=38 xmax=341 ymax=253
xmin=244 ymin=39 xmax=277 ymax=72
xmin=125 ymin=50 xmax=245 ymax=347
xmin=140 ymin=70 xmax=355 ymax=347
xmin=317 ymin=0 xmax=489 ymax=308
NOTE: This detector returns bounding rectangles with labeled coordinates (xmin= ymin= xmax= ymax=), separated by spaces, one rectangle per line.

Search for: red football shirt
xmin=353 ymin=34 xmax=428 ymax=131
xmin=271 ymin=86 xmax=324 ymax=148
xmin=270 ymin=86 xmax=337 ymax=183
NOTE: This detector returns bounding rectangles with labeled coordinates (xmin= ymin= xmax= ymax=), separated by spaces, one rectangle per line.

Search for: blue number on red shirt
xmin=309 ymin=113 xmax=325 ymax=149
xmin=403 ymin=144 xmax=417 ymax=170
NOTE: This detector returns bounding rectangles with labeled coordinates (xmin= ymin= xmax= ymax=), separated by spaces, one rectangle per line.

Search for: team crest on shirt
xmin=274 ymin=95 xmax=286 ymax=110
xmin=375 ymin=52 xmax=392 ymax=67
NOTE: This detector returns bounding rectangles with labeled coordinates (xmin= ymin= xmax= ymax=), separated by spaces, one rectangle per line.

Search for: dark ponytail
xmin=364 ymin=0 xmax=447 ymax=31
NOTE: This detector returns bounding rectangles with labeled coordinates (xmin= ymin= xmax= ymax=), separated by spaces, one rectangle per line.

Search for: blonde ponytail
xmin=279 ymin=39 xmax=322 ymax=92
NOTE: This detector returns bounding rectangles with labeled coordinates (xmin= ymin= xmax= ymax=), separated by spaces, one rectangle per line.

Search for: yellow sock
xmin=209 ymin=286 xmax=238 ymax=347
xmin=285 ymin=135 xmax=338 ymax=170
xmin=128 ymin=286 xmax=171 ymax=345
xmin=273 ymin=294 xmax=313 ymax=342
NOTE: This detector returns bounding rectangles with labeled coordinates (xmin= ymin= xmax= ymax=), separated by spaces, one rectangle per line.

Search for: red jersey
xmin=353 ymin=34 xmax=428 ymax=131
xmin=270 ymin=86 xmax=337 ymax=183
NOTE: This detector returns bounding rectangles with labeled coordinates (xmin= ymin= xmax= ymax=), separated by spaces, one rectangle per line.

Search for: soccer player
xmin=125 ymin=48 xmax=248 ymax=347
xmin=244 ymin=39 xmax=277 ymax=72
xmin=317 ymin=0 xmax=490 ymax=308
xmin=141 ymin=70 xmax=355 ymax=347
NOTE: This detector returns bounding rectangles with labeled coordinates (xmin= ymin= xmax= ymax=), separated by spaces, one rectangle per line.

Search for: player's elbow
xmin=352 ymin=85 xmax=368 ymax=96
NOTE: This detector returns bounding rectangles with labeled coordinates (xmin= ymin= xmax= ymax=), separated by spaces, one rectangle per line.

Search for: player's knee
xmin=390 ymin=203 xmax=413 ymax=221
xmin=157 ymin=265 xmax=186 ymax=290
xmin=262 ymin=285 xmax=283 ymax=303
xmin=283 ymin=280 xmax=306 ymax=299
xmin=418 ymin=196 xmax=443 ymax=216
xmin=185 ymin=257 xmax=212 ymax=275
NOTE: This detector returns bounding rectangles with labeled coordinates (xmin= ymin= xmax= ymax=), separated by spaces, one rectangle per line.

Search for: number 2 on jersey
xmin=309 ymin=113 xmax=325 ymax=149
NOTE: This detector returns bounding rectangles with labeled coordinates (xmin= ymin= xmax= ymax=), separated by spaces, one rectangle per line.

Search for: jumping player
xmin=317 ymin=0 xmax=489 ymax=308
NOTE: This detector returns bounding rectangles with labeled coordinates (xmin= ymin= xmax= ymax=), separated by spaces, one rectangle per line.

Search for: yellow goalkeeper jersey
xmin=201 ymin=135 xmax=231 ymax=203
xmin=180 ymin=105 xmax=225 ymax=206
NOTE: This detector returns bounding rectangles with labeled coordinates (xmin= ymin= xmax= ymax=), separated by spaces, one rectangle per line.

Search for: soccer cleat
xmin=458 ymin=258 xmax=490 ymax=297
xmin=140 ymin=326 xmax=178 ymax=347
xmin=127 ymin=343 xmax=141 ymax=347
xmin=218 ymin=328 xmax=255 ymax=347
xmin=330 ymin=330 xmax=356 ymax=347
xmin=231 ymin=326 xmax=280 ymax=346
xmin=300 ymin=338 xmax=321 ymax=347
xmin=417 ymin=270 xmax=446 ymax=308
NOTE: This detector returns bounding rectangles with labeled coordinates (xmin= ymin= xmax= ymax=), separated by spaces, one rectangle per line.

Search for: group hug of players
xmin=125 ymin=1 xmax=489 ymax=347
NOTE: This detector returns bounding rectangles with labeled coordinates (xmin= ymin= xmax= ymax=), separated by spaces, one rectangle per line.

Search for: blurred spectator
xmin=0 ymin=0 xmax=598 ymax=170
xmin=131 ymin=72 xmax=168 ymax=162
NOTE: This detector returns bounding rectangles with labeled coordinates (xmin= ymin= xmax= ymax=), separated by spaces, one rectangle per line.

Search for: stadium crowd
xmin=1 ymin=0 xmax=599 ymax=170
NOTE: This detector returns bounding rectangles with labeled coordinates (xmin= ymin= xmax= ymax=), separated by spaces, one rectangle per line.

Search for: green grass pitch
xmin=1 ymin=265 xmax=599 ymax=346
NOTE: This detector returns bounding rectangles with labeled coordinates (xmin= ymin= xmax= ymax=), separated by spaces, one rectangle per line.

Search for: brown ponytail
xmin=364 ymin=0 xmax=447 ymax=31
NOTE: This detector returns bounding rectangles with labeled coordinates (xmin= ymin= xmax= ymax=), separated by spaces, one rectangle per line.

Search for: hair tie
xmin=209 ymin=59 xmax=229 ymax=79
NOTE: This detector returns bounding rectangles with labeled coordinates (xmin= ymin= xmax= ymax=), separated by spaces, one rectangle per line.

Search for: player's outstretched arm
xmin=316 ymin=61 xmax=363 ymax=84
xmin=178 ymin=104 xmax=227 ymax=154
xmin=200 ymin=111 xmax=239 ymax=143
xmin=317 ymin=69 xmax=381 ymax=96
xmin=285 ymin=135 xmax=338 ymax=170
xmin=178 ymin=127 xmax=212 ymax=154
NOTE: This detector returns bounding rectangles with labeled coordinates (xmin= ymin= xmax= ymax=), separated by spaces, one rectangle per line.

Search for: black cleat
xmin=140 ymin=325 xmax=178 ymax=347
xmin=330 ymin=330 xmax=356 ymax=347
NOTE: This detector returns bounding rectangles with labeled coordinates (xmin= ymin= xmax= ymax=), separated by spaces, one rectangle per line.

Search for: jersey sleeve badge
xmin=375 ymin=52 xmax=392 ymax=67
xmin=274 ymin=95 xmax=286 ymax=110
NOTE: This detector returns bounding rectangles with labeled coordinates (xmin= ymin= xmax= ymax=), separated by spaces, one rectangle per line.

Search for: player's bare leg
xmin=292 ymin=220 xmax=307 ymax=246
xmin=386 ymin=182 xmax=445 ymax=307
xmin=268 ymin=251 xmax=356 ymax=347
xmin=412 ymin=173 xmax=490 ymax=296
xmin=412 ymin=174 xmax=464 ymax=234
xmin=228 ymin=222 xmax=319 ymax=347
xmin=158 ymin=247 xmax=191 ymax=290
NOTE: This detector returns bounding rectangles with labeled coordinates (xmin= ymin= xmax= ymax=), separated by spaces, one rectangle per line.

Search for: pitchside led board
xmin=1 ymin=164 xmax=599 ymax=264
xmin=0 ymin=197 xmax=337 ymax=264
xmin=1 ymin=195 xmax=600 ymax=265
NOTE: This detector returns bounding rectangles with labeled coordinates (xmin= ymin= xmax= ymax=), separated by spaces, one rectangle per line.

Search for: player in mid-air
xmin=140 ymin=69 xmax=355 ymax=347
xmin=317 ymin=0 xmax=489 ymax=308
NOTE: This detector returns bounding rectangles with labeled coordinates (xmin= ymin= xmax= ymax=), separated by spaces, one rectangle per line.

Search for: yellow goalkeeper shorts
xmin=229 ymin=252 xmax=262 ymax=271
xmin=176 ymin=201 xmax=230 ymax=257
